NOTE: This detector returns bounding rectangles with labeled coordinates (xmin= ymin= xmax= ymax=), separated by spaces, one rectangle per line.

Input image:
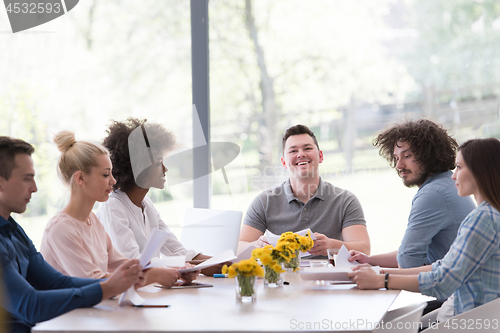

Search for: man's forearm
xmin=237 ymin=240 xmax=252 ymax=254
xmin=329 ymin=239 xmax=371 ymax=255
xmin=368 ymin=250 xmax=399 ymax=268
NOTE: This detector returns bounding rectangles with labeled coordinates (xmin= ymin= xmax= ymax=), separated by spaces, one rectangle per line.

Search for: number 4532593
xmin=443 ymin=318 xmax=499 ymax=330
xmin=6 ymin=2 xmax=62 ymax=14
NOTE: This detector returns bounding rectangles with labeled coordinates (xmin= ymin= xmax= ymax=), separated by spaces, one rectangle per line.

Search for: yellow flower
xmin=260 ymin=254 xmax=272 ymax=266
xmin=273 ymin=263 xmax=284 ymax=273
xmin=224 ymin=259 xmax=263 ymax=278
xmin=227 ymin=265 xmax=237 ymax=278
xmin=255 ymin=264 xmax=265 ymax=277
xmin=251 ymin=248 xmax=262 ymax=258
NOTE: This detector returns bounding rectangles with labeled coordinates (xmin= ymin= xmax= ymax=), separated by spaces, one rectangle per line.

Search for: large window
xmin=1 ymin=0 xmax=499 ymax=254
xmin=0 ymin=0 xmax=194 ymax=247
xmin=208 ymin=0 xmax=500 ymax=253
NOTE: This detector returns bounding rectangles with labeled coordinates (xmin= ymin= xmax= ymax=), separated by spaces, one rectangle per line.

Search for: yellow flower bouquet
xmin=251 ymin=245 xmax=286 ymax=287
xmin=222 ymin=259 xmax=264 ymax=302
xmin=277 ymin=231 xmax=314 ymax=272
xmin=251 ymin=231 xmax=314 ymax=286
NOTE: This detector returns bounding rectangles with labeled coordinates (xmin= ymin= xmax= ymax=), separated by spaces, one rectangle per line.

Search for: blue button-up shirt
xmin=397 ymin=171 xmax=476 ymax=268
xmin=0 ymin=215 xmax=102 ymax=332
xmin=419 ymin=201 xmax=500 ymax=315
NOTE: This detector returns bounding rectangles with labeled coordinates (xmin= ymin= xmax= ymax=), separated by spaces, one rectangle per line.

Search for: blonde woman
xmin=40 ymin=131 xmax=189 ymax=287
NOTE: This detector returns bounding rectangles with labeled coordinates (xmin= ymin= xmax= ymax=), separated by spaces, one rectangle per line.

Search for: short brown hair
xmin=459 ymin=138 xmax=500 ymax=212
xmin=373 ymin=119 xmax=457 ymax=174
xmin=282 ymin=124 xmax=320 ymax=154
xmin=0 ymin=136 xmax=35 ymax=180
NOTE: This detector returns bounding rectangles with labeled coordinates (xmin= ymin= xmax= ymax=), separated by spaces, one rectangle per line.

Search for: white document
xmin=335 ymin=244 xmax=359 ymax=268
xmin=144 ymin=256 xmax=186 ymax=269
xmin=119 ymin=229 xmax=169 ymax=306
xmin=138 ymin=229 xmax=170 ymax=267
xmin=264 ymin=228 xmax=317 ymax=246
xmin=178 ymin=249 xmax=237 ymax=273
xmin=300 ymin=245 xmax=380 ymax=282
xmin=118 ymin=287 xmax=146 ymax=306
xmin=234 ymin=243 xmax=257 ymax=262
xmin=264 ymin=228 xmax=317 ymax=257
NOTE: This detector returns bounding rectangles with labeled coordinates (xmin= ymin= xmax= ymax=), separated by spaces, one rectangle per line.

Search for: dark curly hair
xmin=102 ymin=118 xmax=176 ymax=192
xmin=373 ymin=119 xmax=458 ymax=174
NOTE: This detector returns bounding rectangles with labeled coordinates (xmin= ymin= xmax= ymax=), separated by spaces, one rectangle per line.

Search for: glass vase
xmin=283 ymin=249 xmax=301 ymax=272
xmin=264 ymin=265 xmax=283 ymax=288
xmin=235 ymin=275 xmax=257 ymax=302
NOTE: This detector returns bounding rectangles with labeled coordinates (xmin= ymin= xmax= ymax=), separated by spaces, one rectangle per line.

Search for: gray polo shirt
xmin=243 ymin=178 xmax=366 ymax=240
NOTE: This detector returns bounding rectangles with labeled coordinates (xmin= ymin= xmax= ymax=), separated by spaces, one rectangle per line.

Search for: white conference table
xmin=33 ymin=275 xmax=402 ymax=333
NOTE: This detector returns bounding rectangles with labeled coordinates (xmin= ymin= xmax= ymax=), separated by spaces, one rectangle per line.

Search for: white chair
xmin=374 ymin=302 xmax=426 ymax=333
xmin=422 ymin=297 xmax=500 ymax=332
xmin=180 ymin=208 xmax=242 ymax=256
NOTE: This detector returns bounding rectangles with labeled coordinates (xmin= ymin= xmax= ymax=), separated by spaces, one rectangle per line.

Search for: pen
xmin=134 ymin=305 xmax=170 ymax=308
xmin=213 ymin=274 xmax=228 ymax=278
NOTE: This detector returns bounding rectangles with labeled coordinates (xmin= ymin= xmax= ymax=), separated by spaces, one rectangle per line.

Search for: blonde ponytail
xmin=54 ymin=131 xmax=109 ymax=187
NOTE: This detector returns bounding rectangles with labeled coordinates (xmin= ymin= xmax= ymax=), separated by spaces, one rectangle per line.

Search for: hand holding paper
xmin=264 ymin=228 xmax=317 ymax=246
xmin=179 ymin=249 xmax=237 ymax=273
xmin=100 ymin=259 xmax=145 ymax=300
xmin=263 ymin=228 xmax=317 ymax=257
xmin=300 ymin=245 xmax=380 ymax=282
xmin=119 ymin=229 xmax=170 ymax=306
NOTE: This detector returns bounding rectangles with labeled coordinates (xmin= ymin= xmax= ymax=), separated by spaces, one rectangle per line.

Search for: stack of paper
xmin=299 ymin=245 xmax=380 ymax=281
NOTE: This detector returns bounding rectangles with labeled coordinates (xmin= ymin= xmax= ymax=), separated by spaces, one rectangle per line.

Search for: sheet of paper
xmin=139 ymin=229 xmax=169 ymax=267
xmin=264 ymin=228 xmax=316 ymax=257
xmin=299 ymin=267 xmax=353 ymax=281
xmin=119 ymin=229 xmax=170 ymax=306
xmin=143 ymin=256 xmax=186 ymax=269
xmin=299 ymin=265 xmax=380 ymax=281
xmin=264 ymin=228 xmax=316 ymax=246
xmin=178 ymin=249 xmax=237 ymax=273
xmin=118 ymin=287 xmax=145 ymax=306
xmin=234 ymin=243 xmax=257 ymax=262
xmin=335 ymin=244 xmax=360 ymax=268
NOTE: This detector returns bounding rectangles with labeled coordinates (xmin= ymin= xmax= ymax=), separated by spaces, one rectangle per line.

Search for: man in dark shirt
xmin=0 ymin=136 xmax=145 ymax=333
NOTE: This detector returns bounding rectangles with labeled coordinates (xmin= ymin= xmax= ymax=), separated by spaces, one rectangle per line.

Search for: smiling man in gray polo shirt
xmin=238 ymin=124 xmax=370 ymax=256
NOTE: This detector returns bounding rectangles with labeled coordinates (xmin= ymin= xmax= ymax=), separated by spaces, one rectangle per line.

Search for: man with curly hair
xmin=350 ymin=119 xmax=476 ymax=269
xmin=96 ymin=118 xmax=225 ymax=276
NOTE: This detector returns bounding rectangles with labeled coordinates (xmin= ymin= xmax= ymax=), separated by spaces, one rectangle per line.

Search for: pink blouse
xmin=40 ymin=211 xmax=128 ymax=279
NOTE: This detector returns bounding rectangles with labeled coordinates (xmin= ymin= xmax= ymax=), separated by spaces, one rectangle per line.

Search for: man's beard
xmin=399 ymin=169 xmax=430 ymax=188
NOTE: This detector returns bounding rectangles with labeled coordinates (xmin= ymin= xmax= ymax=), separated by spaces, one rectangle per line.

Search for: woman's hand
xmin=347 ymin=267 xmax=384 ymax=290
xmin=100 ymin=259 xmax=143 ymax=299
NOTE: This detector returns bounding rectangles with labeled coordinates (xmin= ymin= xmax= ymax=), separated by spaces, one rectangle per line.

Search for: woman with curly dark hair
xmin=97 ymin=118 xmax=223 ymax=276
